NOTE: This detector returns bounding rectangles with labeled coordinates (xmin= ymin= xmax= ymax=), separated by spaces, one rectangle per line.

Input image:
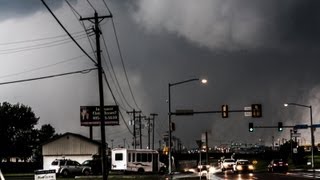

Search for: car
xmin=49 ymin=159 xmax=91 ymax=177
xmin=221 ymin=159 xmax=235 ymax=171
xmin=82 ymin=159 xmax=103 ymax=175
xmin=267 ymin=159 xmax=288 ymax=173
xmin=197 ymin=161 xmax=212 ymax=172
xmin=232 ymin=159 xmax=254 ymax=173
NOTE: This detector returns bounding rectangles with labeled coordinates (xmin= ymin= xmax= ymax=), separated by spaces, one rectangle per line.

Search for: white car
xmin=221 ymin=159 xmax=235 ymax=171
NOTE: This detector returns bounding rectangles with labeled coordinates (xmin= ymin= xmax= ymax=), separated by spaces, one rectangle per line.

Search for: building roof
xmin=42 ymin=132 xmax=101 ymax=146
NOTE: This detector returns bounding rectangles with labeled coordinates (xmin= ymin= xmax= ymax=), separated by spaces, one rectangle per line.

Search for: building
xmin=42 ymin=132 xmax=101 ymax=170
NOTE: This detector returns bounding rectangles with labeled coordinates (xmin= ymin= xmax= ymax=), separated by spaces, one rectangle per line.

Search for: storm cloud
xmin=133 ymin=0 xmax=320 ymax=50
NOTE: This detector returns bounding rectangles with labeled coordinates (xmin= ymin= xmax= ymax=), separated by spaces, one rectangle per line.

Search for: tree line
xmin=0 ymin=102 xmax=59 ymax=162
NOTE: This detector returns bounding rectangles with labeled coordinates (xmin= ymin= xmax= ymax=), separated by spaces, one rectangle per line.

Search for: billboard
xmin=80 ymin=105 xmax=119 ymax=126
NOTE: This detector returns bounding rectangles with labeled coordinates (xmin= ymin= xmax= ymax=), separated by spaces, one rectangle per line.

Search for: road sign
xmin=294 ymin=124 xmax=308 ymax=129
xmin=80 ymin=105 xmax=119 ymax=126
xmin=244 ymin=106 xmax=252 ymax=117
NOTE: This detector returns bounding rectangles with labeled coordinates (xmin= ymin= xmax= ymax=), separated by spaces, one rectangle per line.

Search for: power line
xmin=65 ymin=0 xmax=97 ymax=60
xmin=0 ymin=34 xmax=88 ymax=55
xmin=101 ymin=0 xmax=141 ymax=111
xmin=86 ymin=0 xmax=96 ymax=11
xmin=0 ymin=68 xmax=97 ymax=86
xmin=0 ymin=31 xmax=85 ymax=46
xmin=41 ymin=0 xmax=97 ymax=65
xmin=101 ymin=53 xmax=129 ymax=111
xmin=101 ymin=33 xmax=134 ymax=110
xmin=102 ymin=70 xmax=133 ymax=135
xmin=0 ymin=54 xmax=91 ymax=79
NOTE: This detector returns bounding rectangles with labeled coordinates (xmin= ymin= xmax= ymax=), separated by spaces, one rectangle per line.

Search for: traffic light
xmin=251 ymin=104 xmax=262 ymax=117
xmin=249 ymin=123 xmax=254 ymax=132
xmin=278 ymin=122 xmax=283 ymax=132
xmin=171 ymin=122 xmax=176 ymax=131
xmin=221 ymin=105 xmax=229 ymax=118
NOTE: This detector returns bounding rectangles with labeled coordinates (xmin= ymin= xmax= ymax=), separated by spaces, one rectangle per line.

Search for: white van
xmin=111 ymin=148 xmax=166 ymax=173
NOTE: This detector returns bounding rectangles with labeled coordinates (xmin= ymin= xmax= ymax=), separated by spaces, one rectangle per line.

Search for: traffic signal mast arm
xmin=171 ymin=109 xmax=252 ymax=115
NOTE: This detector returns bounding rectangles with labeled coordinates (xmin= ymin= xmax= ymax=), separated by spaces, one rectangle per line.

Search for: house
xmin=42 ymin=132 xmax=101 ymax=170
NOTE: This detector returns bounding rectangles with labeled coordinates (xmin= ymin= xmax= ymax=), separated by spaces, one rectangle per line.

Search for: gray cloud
xmin=133 ymin=0 xmax=320 ymax=51
xmin=0 ymin=0 xmax=76 ymax=21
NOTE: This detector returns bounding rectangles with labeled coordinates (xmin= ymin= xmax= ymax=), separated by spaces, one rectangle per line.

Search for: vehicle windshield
xmin=237 ymin=161 xmax=250 ymax=165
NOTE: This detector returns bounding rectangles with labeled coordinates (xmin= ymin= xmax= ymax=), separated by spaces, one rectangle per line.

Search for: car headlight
xmin=236 ymin=165 xmax=243 ymax=171
xmin=248 ymin=165 xmax=254 ymax=170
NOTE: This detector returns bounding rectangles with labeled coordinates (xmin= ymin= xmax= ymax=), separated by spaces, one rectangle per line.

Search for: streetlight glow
xmin=201 ymin=79 xmax=208 ymax=84
xmin=284 ymin=103 xmax=288 ymax=107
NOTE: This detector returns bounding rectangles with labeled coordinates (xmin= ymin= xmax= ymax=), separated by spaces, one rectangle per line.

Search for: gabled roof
xmin=42 ymin=132 xmax=101 ymax=146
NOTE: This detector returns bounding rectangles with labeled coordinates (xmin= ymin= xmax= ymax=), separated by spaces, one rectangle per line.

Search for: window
xmin=133 ymin=153 xmax=135 ymax=162
xmin=128 ymin=153 xmax=131 ymax=162
xmin=148 ymin=154 xmax=152 ymax=162
xmin=115 ymin=153 xmax=123 ymax=161
xmin=137 ymin=153 xmax=142 ymax=162
xmin=141 ymin=154 xmax=148 ymax=162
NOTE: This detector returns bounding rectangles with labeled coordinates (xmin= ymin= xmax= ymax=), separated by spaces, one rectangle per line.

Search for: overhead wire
xmin=102 ymin=0 xmax=142 ymax=111
xmin=101 ymin=53 xmax=129 ymax=111
xmin=0 ymin=34 xmax=88 ymax=55
xmin=65 ymin=0 xmax=97 ymax=60
xmin=41 ymin=0 xmax=97 ymax=65
xmin=0 ymin=54 xmax=92 ymax=79
xmin=64 ymin=0 xmax=133 ymax=136
xmin=0 ymin=30 xmax=85 ymax=46
xmin=102 ymin=71 xmax=133 ymax=135
xmin=0 ymin=68 xmax=97 ymax=86
xmin=101 ymin=33 xmax=134 ymax=110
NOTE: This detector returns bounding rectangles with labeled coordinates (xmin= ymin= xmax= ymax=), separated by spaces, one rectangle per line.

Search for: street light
xmin=168 ymin=78 xmax=207 ymax=174
xmin=284 ymin=103 xmax=314 ymax=169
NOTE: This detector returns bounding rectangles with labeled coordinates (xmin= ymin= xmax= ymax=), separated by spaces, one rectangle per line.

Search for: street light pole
xmin=168 ymin=78 xmax=207 ymax=174
xmin=284 ymin=103 xmax=314 ymax=169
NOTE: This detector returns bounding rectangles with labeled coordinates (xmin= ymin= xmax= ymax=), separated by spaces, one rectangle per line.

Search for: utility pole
xmin=145 ymin=117 xmax=151 ymax=149
xmin=139 ymin=114 xmax=143 ymax=149
xmin=150 ymin=113 xmax=158 ymax=150
xmin=205 ymin=131 xmax=208 ymax=165
xmin=127 ymin=109 xmax=141 ymax=149
xmin=80 ymin=11 xmax=112 ymax=180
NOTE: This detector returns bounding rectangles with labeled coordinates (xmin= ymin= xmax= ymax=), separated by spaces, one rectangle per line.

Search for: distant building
xmin=42 ymin=132 xmax=101 ymax=170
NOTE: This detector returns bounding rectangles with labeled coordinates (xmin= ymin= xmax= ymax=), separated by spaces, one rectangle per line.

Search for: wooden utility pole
xmin=80 ymin=12 xmax=112 ymax=180
xmin=150 ymin=113 xmax=158 ymax=150
xmin=127 ymin=109 xmax=141 ymax=149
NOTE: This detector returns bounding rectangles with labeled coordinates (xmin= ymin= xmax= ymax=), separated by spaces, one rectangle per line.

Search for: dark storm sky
xmin=0 ymin=0 xmax=320 ymax=148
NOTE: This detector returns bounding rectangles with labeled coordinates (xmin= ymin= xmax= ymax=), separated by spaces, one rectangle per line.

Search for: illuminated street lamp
xmin=168 ymin=78 xmax=207 ymax=174
xmin=284 ymin=103 xmax=314 ymax=169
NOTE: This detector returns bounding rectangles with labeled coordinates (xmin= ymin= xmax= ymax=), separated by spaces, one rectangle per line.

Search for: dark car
xmin=232 ymin=159 xmax=254 ymax=173
xmin=82 ymin=159 xmax=102 ymax=175
xmin=267 ymin=159 xmax=288 ymax=173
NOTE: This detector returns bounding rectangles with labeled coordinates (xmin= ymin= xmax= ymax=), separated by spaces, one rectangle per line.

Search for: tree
xmin=0 ymin=102 xmax=39 ymax=161
xmin=31 ymin=124 xmax=59 ymax=162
